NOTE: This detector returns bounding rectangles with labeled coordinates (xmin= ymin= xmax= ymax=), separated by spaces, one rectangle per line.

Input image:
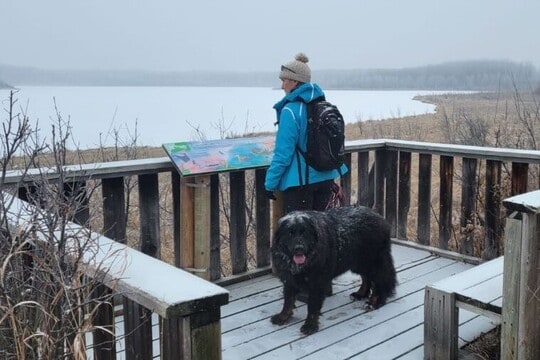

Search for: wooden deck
xmin=221 ymin=243 xmax=500 ymax=360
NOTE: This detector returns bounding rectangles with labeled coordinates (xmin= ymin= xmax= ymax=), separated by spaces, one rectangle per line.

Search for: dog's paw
xmin=349 ymin=291 xmax=368 ymax=301
xmin=300 ymin=321 xmax=319 ymax=335
xmin=363 ymin=302 xmax=375 ymax=311
xmin=270 ymin=312 xmax=291 ymax=325
xmin=365 ymin=295 xmax=384 ymax=310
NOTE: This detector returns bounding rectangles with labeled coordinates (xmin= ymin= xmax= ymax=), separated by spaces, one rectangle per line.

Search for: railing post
xmin=357 ymin=151 xmax=371 ymax=207
xmin=484 ymin=160 xmax=502 ymax=260
xmin=501 ymin=190 xmax=540 ymax=360
xmin=230 ymin=171 xmax=247 ymax=274
xmin=210 ymin=174 xmax=221 ymax=281
xmin=179 ymin=175 xmax=195 ymax=269
xmin=460 ymin=158 xmax=478 ymax=256
xmin=511 ymin=162 xmax=528 ymax=196
xmin=123 ymin=173 xmax=161 ymax=360
xmin=138 ymin=173 xmax=161 ymax=258
xmin=385 ymin=150 xmax=398 ymax=237
xmin=439 ymin=155 xmax=454 ymax=250
xmin=374 ymin=149 xmax=386 ymax=215
xmin=95 ymin=177 xmax=125 ymax=360
xmin=194 ymin=175 xmax=212 ymax=280
xmin=255 ymin=169 xmax=271 ymax=268
xmin=176 ymin=174 xmax=212 ymax=279
xmin=398 ymin=151 xmax=411 ymax=240
xmin=417 ymin=153 xmax=432 ymax=245
xmin=62 ymin=180 xmax=90 ymax=226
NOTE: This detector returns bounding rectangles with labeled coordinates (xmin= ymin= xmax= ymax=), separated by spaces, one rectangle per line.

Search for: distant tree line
xmin=0 ymin=60 xmax=538 ymax=91
xmin=317 ymin=60 xmax=539 ymax=91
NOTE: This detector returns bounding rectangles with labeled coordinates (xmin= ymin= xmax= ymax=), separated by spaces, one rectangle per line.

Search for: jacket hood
xmin=273 ymin=83 xmax=325 ymax=113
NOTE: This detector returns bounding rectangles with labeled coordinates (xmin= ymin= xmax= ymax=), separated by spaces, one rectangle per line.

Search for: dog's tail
xmin=378 ymin=254 xmax=398 ymax=300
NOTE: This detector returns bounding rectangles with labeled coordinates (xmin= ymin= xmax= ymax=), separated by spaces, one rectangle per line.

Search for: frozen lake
xmin=1 ymin=86 xmax=450 ymax=149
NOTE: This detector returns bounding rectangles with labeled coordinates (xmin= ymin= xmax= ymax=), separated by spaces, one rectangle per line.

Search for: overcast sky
xmin=2 ymin=0 xmax=539 ymax=73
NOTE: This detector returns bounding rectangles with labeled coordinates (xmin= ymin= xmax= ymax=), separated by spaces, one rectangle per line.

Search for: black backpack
xmin=297 ymin=97 xmax=345 ymax=173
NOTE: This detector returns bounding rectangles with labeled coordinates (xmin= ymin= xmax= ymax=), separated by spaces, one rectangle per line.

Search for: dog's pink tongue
xmin=293 ymin=254 xmax=306 ymax=265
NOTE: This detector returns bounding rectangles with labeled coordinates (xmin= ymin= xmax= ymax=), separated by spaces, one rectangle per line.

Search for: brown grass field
xmin=7 ymin=89 xmax=539 ymax=357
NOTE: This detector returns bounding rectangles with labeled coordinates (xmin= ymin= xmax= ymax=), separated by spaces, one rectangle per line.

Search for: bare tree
xmin=0 ymin=91 xmax=120 ymax=359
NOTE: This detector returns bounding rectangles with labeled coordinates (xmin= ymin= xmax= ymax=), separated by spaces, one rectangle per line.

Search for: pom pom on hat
xmin=279 ymin=52 xmax=311 ymax=83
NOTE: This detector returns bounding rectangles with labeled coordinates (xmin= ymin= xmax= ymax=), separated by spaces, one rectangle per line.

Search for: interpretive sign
xmin=163 ymin=136 xmax=275 ymax=176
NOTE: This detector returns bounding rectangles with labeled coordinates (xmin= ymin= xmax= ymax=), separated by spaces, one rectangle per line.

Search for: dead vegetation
xmin=2 ymin=85 xmax=539 ymax=358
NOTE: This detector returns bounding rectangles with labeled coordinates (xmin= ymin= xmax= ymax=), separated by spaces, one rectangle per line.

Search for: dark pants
xmin=282 ymin=179 xmax=334 ymax=214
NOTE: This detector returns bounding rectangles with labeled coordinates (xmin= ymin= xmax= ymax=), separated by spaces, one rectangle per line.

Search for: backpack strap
xmin=295 ymin=149 xmax=304 ymax=187
xmin=295 ymin=96 xmax=324 ymax=187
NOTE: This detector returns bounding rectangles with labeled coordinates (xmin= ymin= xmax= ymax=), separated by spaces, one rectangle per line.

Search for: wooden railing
xmin=2 ymin=192 xmax=229 ymax=359
xmin=5 ymin=139 xmax=540 ymax=278
xmin=501 ymin=190 xmax=540 ymax=359
xmin=3 ymin=138 xmax=540 ymax=358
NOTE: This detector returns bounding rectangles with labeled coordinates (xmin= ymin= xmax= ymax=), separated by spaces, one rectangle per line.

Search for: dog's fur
xmin=270 ymin=205 xmax=397 ymax=334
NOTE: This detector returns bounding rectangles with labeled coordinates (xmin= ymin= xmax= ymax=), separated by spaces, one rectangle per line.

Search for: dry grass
xmin=6 ymin=90 xmax=536 ymax=356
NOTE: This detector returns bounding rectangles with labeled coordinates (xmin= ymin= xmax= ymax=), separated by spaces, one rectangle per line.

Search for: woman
xmin=265 ymin=53 xmax=348 ymax=213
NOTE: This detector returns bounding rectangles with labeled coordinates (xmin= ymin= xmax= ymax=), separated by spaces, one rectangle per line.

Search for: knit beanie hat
xmin=279 ymin=53 xmax=311 ymax=83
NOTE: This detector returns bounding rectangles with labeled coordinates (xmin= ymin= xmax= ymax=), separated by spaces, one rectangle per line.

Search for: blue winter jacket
xmin=265 ymin=83 xmax=348 ymax=192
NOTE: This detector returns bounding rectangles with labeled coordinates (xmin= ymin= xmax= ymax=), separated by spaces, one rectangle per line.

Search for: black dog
xmin=270 ymin=205 xmax=397 ymax=335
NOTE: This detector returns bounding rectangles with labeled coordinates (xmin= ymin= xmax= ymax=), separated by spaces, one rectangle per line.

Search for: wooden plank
xmin=102 ymin=177 xmax=126 ymax=243
xmin=456 ymin=274 xmax=503 ymax=303
xmin=5 ymin=138 xmax=540 ymax=185
xmin=138 ymin=173 xmax=160 ymax=258
xmin=296 ymin=306 xmax=426 ymax=360
xmin=385 ymin=150 xmax=398 ymax=237
xmin=345 ymin=323 xmax=424 ymax=360
xmin=424 ymin=287 xmax=458 ymax=360
xmin=255 ymin=169 xmax=271 ymax=268
xmin=357 ymin=150 xmax=370 ymax=206
xmin=483 ymin=159 xmax=502 ymax=260
xmin=123 ymin=300 xmax=153 ymax=360
xmin=63 ymin=180 xmax=90 ymax=226
xmin=224 ymin=274 xmax=281 ymax=302
xmin=430 ymin=256 xmax=504 ymax=293
xmin=455 ymin=298 xmax=501 ymax=321
xmin=223 ymin=291 xmax=427 ymax=359
xmin=459 ymin=158 xmax=477 ymax=256
xmin=229 ymin=171 xmax=247 ymax=275
xmin=91 ymin=286 xmax=116 ymax=360
xmin=4 ymin=193 xmax=229 ymax=318
xmin=210 ymin=174 xmax=221 ymax=281
xmin=417 ymin=153 xmax=432 ymax=245
xmin=511 ymin=162 xmax=528 ymax=196
xmin=221 ymin=259 xmax=472 ymax=353
xmin=341 ymin=152 xmax=352 ymax=206
xmin=180 ymin=176 xmax=195 ymax=268
xmin=422 ymin=257 xmax=504 ymax=359
xmin=96 ymin=177 xmax=126 ymax=359
xmin=161 ymin=317 xmax=190 ymax=360
xmin=380 ymin=139 xmax=540 ymax=164
xmin=193 ymin=175 xmax=211 ymax=280
xmin=191 ymin=310 xmax=222 ymax=360
xmin=221 ymin=246 xmax=451 ymax=318
xmin=3 ymin=156 xmax=176 ymax=184
xmin=171 ymin=171 xmax=182 ymax=268
xmin=439 ymin=155 xmax=454 ymax=250
xmin=398 ymin=151 xmax=411 ymax=240
xmin=390 ymin=243 xmax=436 ymax=270
xmin=374 ymin=149 xmax=385 ymax=215
xmin=392 ymin=238 xmax=481 ymax=265
xmin=518 ymin=212 xmax=540 ymax=359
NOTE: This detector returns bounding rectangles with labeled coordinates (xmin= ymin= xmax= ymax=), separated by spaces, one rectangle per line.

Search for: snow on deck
xmin=88 ymin=243 xmax=500 ymax=359
xmin=220 ymin=243 xmax=500 ymax=359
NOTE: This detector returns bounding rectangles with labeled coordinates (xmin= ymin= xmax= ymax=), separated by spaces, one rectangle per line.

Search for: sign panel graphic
xmin=163 ymin=136 xmax=275 ymax=176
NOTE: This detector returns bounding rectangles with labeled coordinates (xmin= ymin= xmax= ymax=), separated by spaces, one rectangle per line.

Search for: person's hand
xmin=265 ymin=190 xmax=277 ymax=200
